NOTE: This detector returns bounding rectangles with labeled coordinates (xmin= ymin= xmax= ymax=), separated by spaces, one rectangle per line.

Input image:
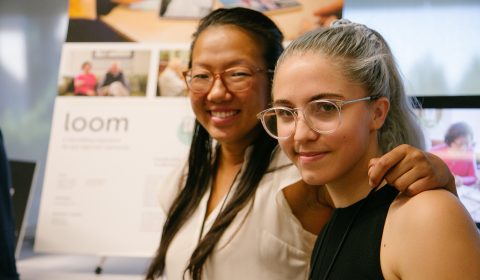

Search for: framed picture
xmin=93 ymin=50 xmax=134 ymax=59
xmin=218 ymin=0 xmax=302 ymax=14
xmin=159 ymin=0 xmax=215 ymax=19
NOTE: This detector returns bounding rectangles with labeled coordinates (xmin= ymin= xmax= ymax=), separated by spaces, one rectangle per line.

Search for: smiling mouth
xmin=210 ymin=111 xmax=238 ymax=119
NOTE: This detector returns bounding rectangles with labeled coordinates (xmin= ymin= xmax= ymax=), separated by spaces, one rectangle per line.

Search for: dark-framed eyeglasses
xmin=182 ymin=67 xmax=271 ymax=95
xmin=257 ymin=95 xmax=380 ymax=139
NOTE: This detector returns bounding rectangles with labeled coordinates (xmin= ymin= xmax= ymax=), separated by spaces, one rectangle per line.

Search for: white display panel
xmin=35 ymin=97 xmax=194 ymax=256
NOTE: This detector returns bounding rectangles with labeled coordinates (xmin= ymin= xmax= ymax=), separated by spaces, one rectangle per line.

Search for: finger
xmin=368 ymin=158 xmax=380 ymax=187
xmin=401 ymin=176 xmax=439 ymax=196
xmin=388 ymin=153 xmax=449 ymax=195
xmin=368 ymin=157 xmax=394 ymax=187
xmin=368 ymin=145 xmax=408 ymax=187
xmin=386 ymin=166 xmax=429 ymax=195
xmin=382 ymin=157 xmax=416 ymax=191
xmin=424 ymin=152 xmax=452 ymax=187
xmin=370 ymin=144 xmax=434 ymax=191
xmin=384 ymin=153 xmax=434 ymax=190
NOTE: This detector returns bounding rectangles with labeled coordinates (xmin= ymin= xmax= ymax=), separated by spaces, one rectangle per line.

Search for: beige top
xmin=158 ymin=147 xmax=316 ymax=280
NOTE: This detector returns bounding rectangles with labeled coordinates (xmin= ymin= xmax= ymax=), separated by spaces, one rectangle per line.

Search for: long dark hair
xmin=146 ymin=8 xmax=284 ymax=280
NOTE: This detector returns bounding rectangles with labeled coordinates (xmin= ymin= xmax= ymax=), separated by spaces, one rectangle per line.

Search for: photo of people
xmin=73 ymin=61 xmax=97 ymax=96
xmin=58 ymin=47 xmax=151 ymax=97
xmin=156 ymin=49 xmax=189 ymax=97
xmin=418 ymin=109 xmax=480 ymax=187
xmin=430 ymin=122 xmax=478 ymax=187
xmin=97 ymin=61 xmax=131 ymax=96
xmin=417 ymin=108 xmax=480 ymax=224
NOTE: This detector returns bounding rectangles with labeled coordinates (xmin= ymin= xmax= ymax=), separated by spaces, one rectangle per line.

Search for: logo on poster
xmin=64 ymin=113 xmax=128 ymax=132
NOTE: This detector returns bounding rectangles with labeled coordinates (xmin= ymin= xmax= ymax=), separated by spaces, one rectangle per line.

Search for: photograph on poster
xmin=416 ymin=108 xmax=480 ymax=225
xmin=157 ymin=49 xmax=190 ymax=97
xmin=159 ymin=0 xmax=214 ymax=19
xmin=218 ymin=0 xmax=301 ymax=14
xmin=58 ymin=46 xmax=151 ymax=97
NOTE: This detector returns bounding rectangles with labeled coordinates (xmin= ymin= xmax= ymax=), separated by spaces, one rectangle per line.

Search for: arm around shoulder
xmin=383 ymin=189 xmax=480 ymax=280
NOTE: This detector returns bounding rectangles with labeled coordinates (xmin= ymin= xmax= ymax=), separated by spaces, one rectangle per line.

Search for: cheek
xmin=345 ymin=127 xmax=371 ymax=154
xmin=334 ymin=113 xmax=372 ymax=149
xmin=278 ymin=139 xmax=295 ymax=161
xmin=189 ymin=96 xmax=204 ymax=117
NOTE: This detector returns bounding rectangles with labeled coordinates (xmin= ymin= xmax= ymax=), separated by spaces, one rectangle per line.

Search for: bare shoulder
xmin=392 ymin=189 xmax=466 ymax=220
xmin=381 ymin=189 xmax=480 ymax=279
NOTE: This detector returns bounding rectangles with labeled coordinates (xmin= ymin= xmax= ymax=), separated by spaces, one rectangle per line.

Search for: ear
xmin=370 ymin=97 xmax=390 ymax=130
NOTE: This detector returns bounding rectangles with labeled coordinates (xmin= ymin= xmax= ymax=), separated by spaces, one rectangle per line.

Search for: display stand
xmin=94 ymin=256 xmax=107 ymax=274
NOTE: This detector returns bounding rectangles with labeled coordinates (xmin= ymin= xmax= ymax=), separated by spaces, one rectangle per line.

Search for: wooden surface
xmin=100 ymin=0 xmax=331 ymax=43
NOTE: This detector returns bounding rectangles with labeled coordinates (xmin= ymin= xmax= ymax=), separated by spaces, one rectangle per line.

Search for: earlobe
xmin=372 ymin=97 xmax=390 ymax=130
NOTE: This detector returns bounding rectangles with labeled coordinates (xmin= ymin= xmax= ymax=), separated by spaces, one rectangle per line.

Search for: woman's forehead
xmin=192 ymin=25 xmax=265 ymax=67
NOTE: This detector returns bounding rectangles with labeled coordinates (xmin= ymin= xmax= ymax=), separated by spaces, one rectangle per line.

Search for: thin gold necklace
xmin=197 ymin=168 xmax=242 ymax=243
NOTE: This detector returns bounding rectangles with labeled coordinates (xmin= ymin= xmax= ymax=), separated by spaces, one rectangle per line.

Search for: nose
xmin=207 ymin=76 xmax=231 ymax=102
xmin=293 ymin=115 xmax=318 ymax=142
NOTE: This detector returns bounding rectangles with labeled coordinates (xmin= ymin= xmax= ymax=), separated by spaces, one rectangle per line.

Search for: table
xmin=100 ymin=0 xmax=329 ymax=42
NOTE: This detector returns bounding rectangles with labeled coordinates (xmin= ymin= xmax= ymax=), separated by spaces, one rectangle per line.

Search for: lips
xmin=209 ymin=109 xmax=239 ymax=125
xmin=297 ymin=150 xmax=328 ymax=164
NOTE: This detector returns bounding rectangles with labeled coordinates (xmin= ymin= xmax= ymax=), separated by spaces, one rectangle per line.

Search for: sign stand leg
xmin=94 ymin=256 xmax=107 ymax=274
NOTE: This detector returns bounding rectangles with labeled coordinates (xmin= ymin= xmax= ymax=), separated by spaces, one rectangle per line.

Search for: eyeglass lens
xmin=261 ymin=101 xmax=341 ymax=138
xmin=186 ymin=68 xmax=255 ymax=94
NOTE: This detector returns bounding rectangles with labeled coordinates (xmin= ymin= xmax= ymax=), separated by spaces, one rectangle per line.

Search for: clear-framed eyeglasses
xmin=257 ymin=95 xmax=380 ymax=139
xmin=182 ymin=67 xmax=271 ymax=95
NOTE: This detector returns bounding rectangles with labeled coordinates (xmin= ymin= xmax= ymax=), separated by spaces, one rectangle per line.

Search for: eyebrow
xmin=272 ymin=92 xmax=345 ymax=107
xmin=192 ymin=59 xmax=257 ymax=70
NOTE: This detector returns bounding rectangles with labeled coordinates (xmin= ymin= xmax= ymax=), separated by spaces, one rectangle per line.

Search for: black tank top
xmin=310 ymin=185 xmax=399 ymax=280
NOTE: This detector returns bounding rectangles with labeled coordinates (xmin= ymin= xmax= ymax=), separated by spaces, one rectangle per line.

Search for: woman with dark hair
xmin=146 ymin=8 xmax=455 ymax=280
xmin=431 ymin=122 xmax=478 ymax=186
xmin=74 ymin=61 xmax=97 ymax=96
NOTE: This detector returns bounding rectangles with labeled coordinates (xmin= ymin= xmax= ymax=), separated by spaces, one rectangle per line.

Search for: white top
xmin=158 ymin=147 xmax=316 ymax=280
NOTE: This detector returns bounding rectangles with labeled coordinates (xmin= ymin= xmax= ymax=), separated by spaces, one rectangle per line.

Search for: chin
xmin=299 ymin=169 xmax=327 ymax=186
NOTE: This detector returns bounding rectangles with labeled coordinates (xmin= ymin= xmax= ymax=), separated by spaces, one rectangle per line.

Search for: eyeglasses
xmin=257 ymin=96 xmax=379 ymax=139
xmin=182 ymin=67 xmax=270 ymax=95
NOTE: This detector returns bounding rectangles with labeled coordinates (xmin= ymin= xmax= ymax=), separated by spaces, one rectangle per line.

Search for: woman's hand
xmin=368 ymin=144 xmax=456 ymax=196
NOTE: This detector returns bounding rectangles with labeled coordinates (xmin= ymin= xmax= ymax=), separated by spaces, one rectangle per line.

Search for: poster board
xmin=36 ymin=97 xmax=193 ymax=256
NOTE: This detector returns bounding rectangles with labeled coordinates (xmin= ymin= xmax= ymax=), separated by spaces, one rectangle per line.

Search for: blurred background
xmin=0 ymin=0 xmax=69 ymax=238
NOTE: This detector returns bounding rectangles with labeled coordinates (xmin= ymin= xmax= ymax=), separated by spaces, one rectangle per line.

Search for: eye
xmin=190 ymin=70 xmax=211 ymax=80
xmin=275 ymin=108 xmax=295 ymax=121
xmin=312 ymin=101 xmax=338 ymax=113
xmin=226 ymin=68 xmax=253 ymax=78
xmin=306 ymin=101 xmax=339 ymax=121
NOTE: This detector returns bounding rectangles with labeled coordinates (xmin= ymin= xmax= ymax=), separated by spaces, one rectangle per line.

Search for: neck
xmin=325 ymin=173 xmax=371 ymax=208
xmin=219 ymin=143 xmax=248 ymax=168
xmin=207 ymin=145 xmax=245 ymax=216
